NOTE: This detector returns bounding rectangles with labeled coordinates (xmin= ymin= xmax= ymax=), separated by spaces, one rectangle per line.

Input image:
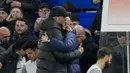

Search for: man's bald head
xmin=73 ymin=25 xmax=86 ymax=44
xmin=0 ymin=27 xmax=10 ymax=42
xmin=74 ymin=25 xmax=85 ymax=35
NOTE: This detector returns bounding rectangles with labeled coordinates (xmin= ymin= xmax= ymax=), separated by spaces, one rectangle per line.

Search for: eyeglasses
xmin=39 ymin=9 xmax=50 ymax=13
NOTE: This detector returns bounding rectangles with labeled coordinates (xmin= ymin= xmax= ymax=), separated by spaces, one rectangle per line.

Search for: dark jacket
xmin=48 ymin=31 xmax=80 ymax=73
xmin=111 ymin=45 xmax=127 ymax=73
xmin=0 ymin=41 xmax=10 ymax=51
xmin=0 ymin=45 xmax=6 ymax=54
xmin=49 ymin=31 xmax=77 ymax=53
xmin=0 ymin=20 xmax=8 ymax=27
xmin=37 ymin=18 xmax=81 ymax=73
xmin=7 ymin=20 xmax=16 ymax=35
xmin=0 ymin=45 xmax=19 ymax=73
xmin=11 ymin=30 xmax=38 ymax=44
xmin=89 ymin=9 xmax=102 ymax=34
xmin=79 ymin=37 xmax=99 ymax=73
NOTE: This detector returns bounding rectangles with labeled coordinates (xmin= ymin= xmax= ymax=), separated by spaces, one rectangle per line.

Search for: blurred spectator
xmin=89 ymin=0 xmax=103 ymax=44
xmin=22 ymin=40 xmax=38 ymax=73
xmin=6 ymin=7 xmax=23 ymax=34
xmin=69 ymin=13 xmax=80 ymax=29
xmin=11 ymin=18 xmax=37 ymax=44
xmin=62 ymin=2 xmax=75 ymax=12
xmin=111 ymin=32 xmax=127 ymax=73
xmin=37 ymin=6 xmax=83 ymax=73
xmin=0 ymin=6 xmax=9 ymax=27
xmin=1 ymin=0 xmax=40 ymax=29
xmin=6 ymin=7 xmax=23 ymax=22
xmin=0 ymin=27 xmax=11 ymax=53
xmin=79 ymin=29 xmax=99 ymax=73
xmin=34 ymin=3 xmax=51 ymax=36
xmin=87 ymin=47 xmax=112 ymax=73
xmin=0 ymin=37 xmax=28 ymax=73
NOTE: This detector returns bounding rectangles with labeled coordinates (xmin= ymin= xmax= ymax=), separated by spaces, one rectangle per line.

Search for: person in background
xmin=11 ymin=18 xmax=37 ymax=44
xmin=1 ymin=0 xmax=40 ymax=29
xmin=6 ymin=7 xmax=23 ymax=34
xmin=0 ymin=37 xmax=28 ymax=73
xmin=22 ymin=40 xmax=38 ymax=73
xmin=111 ymin=32 xmax=127 ymax=73
xmin=67 ymin=13 xmax=80 ymax=29
xmin=34 ymin=3 xmax=51 ymax=36
xmin=0 ymin=27 xmax=11 ymax=53
xmin=89 ymin=0 xmax=103 ymax=44
xmin=0 ymin=6 xmax=9 ymax=27
xmin=79 ymin=28 xmax=99 ymax=73
xmin=87 ymin=47 xmax=112 ymax=73
xmin=62 ymin=2 xmax=75 ymax=13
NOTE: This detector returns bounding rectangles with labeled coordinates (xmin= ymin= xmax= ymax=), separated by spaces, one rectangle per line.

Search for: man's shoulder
xmin=87 ymin=65 xmax=102 ymax=73
xmin=89 ymin=68 xmax=101 ymax=73
xmin=40 ymin=19 xmax=61 ymax=30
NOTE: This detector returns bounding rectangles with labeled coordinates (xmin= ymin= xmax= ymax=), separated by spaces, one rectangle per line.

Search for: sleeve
xmin=22 ymin=65 xmax=27 ymax=73
xmin=49 ymin=31 xmax=77 ymax=52
xmin=0 ymin=51 xmax=8 ymax=63
xmin=21 ymin=0 xmax=40 ymax=12
xmin=89 ymin=10 xmax=102 ymax=34
xmin=0 ymin=47 xmax=6 ymax=54
xmin=89 ymin=69 xmax=101 ymax=73
xmin=52 ymin=49 xmax=82 ymax=62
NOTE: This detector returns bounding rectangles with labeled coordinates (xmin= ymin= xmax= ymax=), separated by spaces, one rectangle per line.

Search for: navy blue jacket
xmin=48 ymin=30 xmax=80 ymax=73
xmin=49 ymin=31 xmax=77 ymax=53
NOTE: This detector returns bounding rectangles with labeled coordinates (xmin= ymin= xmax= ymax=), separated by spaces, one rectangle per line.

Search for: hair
xmin=10 ymin=6 xmax=23 ymax=14
xmin=74 ymin=25 xmax=85 ymax=35
xmin=97 ymin=47 xmax=112 ymax=59
xmin=39 ymin=3 xmax=51 ymax=9
xmin=117 ymin=32 xmax=126 ymax=37
xmin=62 ymin=2 xmax=75 ymax=12
xmin=69 ymin=13 xmax=79 ymax=21
xmin=22 ymin=40 xmax=38 ymax=51
xmin=16 ymin=18 xmax=28 ymax=27
xmin=0 ymin=27 xmax=10 ymax=35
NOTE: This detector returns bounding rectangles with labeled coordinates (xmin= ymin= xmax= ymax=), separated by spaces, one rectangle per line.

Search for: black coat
xmin=79 ymin=37 xmax=99 ymax=73
xmin=0 ymin=45 xmax=19 ymax=73
xmin=111 ymin=45 xmax=127 ymax=73
xmin=37 ymin=18 xmax=81 ymax=73
xmin=89 ymin=9 xmax=102 ymax=34
xmin=0 ymin=20 xmax=8 ymax=27
xmin=0 ymin=45 xmax=6 ymax=54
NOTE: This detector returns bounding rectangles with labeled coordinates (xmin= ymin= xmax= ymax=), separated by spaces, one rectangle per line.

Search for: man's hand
xmin=94 ymin=30 xmax=100 ymax=37
xmin=78 ymin=43 xmax=84 ymax=53
xmin=6 ymin=14 xmax=15 ymax=22
xmin=11 ymin=1 xmax=21 ymax=7
xmin=0 ymin=62 xmax=2 ymax=69
xmin=35 ymin=18 xmax=45 ymax=25
xmin=41 ymin=32 xmax=49 ymax=43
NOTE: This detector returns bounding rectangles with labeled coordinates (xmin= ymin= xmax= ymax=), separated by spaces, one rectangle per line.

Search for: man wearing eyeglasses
xmin=0 ymin=27 xmax=11 ymax=53
xmin=34 ymin=3 xmax=51 ymax=36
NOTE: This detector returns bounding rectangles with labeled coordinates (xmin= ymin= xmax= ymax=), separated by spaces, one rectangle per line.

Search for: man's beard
xmin=0 ymin=40 xmax=11 ymax=50
xmin=104 ymin=61 xmax=111 ymax=69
